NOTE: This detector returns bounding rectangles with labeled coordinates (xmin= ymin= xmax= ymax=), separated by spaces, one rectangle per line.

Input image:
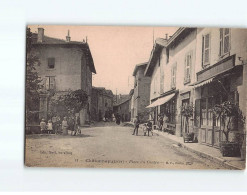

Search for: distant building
xmin=132 ymin=62 xmax=151 ymax=122
xmin=91 ymin=87 xmax=114 ymax=121
xmin=129 ymin=89 xmax=134 ymax=121
xmin=113 ymin=98 xmax=131 ymax=122
xmin=31 ymin=28 xmax=96 ymax=125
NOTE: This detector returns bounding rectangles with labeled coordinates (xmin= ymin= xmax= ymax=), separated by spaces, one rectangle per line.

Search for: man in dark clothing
xmin=132 ymin=116 xmax=140 ymax=136
xmin=147 ymin=120 xmax=153 ymax=136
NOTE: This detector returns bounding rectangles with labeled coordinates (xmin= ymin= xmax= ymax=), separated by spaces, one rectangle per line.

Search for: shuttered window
xmin=45 ymin=76 xmax=56 ymax=90
xmin=202 ymin=34 xmax=210 ymax=67
xmin=184 ymin=52 xmax=192 ymax=83
xmin=171 ymin=63 xmax=177 ymax=89
xmin=220 ymin=28 xmax=230 ymax=56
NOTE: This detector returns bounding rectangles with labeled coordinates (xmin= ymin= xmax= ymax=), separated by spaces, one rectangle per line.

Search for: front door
xmin=181 ymin=99 xmax=190 ymax=135
xmin=200 ymin=98 xmax=213 ymax=146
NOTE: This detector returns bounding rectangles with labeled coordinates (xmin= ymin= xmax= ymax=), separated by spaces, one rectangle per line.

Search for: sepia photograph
xmin=24 ymin=25 xmax=247 ymax=170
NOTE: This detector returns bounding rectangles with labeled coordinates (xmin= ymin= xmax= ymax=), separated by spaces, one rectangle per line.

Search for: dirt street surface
xmin=25 ymin=122 xmax=232 ymax=169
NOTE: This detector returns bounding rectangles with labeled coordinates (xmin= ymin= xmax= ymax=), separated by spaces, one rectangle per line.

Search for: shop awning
xmin=146 ymin=98 xmax=160 ymax=108
xmin=146 ymin=93 xmax=175 ymax=108
xmin=189 ymin=77 xmax=214 ymax=88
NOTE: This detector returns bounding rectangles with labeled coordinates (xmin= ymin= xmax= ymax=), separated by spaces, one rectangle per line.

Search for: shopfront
xmin=192 ymin=55 xmax=243 ymax=148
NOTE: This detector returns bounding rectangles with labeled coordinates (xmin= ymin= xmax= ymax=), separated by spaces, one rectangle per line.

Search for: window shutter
xmin=45 ymin=77 xmax=49 ymax=90
xmin=204 ymin=34 xmax=210 ymax=64
xmin=50 ymin=77 xmax=55 ymax=89
xmin=224 ymin=28 xmax=230 ymax=54
xmin=194 ymin=99 xmax=201 ymax=127
xmin=184 ymin=56 xmax=187 ymax=82
xmin=220 ymin=28 xmax=223 ymax=56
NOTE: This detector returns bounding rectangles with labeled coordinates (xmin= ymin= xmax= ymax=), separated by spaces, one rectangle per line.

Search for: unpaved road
xmin=25 ymin=122 xmax=230 ymax=169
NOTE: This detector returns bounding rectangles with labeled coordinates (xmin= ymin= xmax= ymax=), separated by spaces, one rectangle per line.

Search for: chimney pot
xmin=66 ymin=30 xmax=71 ymax=42
xmin=165 ymin=33 xmax=168 ymax=40
xmin=37 ymin=28 xmax=44 ymax=43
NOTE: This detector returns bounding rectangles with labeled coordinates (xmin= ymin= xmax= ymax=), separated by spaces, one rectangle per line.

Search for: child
xmin=62 ymin=117 xmax=68 ymax=135
xmin=47 ymin=120 xmax=53 ymax=134
xmin=40 ymin=119 xmax=46 ymax=134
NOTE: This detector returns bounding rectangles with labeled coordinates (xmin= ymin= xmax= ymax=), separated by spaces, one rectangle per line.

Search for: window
xmin=171 ymin=63 xmax=177 ymax=89
xmin=48 ymin=58 xmax=55 ymax=69
xmin=45 ymin=76 xmax=55 ymax=90
xmin=220 ymin=28 xmax=230 ymax=56
xmin=202 ymin=34 xmax=210 ymax=67
xmin=166 ymin=48 xmax=169 ymax=64
xmin=184 ymin=52 xmax=192 ymax=83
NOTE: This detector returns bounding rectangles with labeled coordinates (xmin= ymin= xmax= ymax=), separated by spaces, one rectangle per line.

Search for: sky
xmin=29 ymin=25 xmax=178 ymax=95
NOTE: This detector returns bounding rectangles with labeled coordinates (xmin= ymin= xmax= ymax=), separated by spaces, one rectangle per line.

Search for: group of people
xmin=39 ymin=114 xmax=81 ymax=136
xmin=132 ymin=116 xmax=153 ymax=136
xmin=131 ymin=113 xmax=168 ymax=136
xmin=158 ymin=114 xmax=168 ymax=131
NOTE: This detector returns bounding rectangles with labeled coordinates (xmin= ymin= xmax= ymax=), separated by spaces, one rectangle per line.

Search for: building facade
xmin=113 ymin=99 xmax=131 ymax=122
xmin=31 ymin=28 xmax=96 ymax=125
xmin=132 ymin=62 xmax=151 ymax=122
xmin=191 ymin=28 xmax=247 ymax=147
xmin=145 ymin=27 xmax=247 ymax=150
xmin=91 ymin=87 xmax=114 ymax=121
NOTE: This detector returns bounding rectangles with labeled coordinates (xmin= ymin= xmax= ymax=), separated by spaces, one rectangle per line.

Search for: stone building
xmin=91 ymin=87 xmax=114 ymax=121
xmin=113 ymin=98 xmax=131 ymax=122
xmin=31 ymin=27 xmax=96 ymax=125
xmin=132 ymin=62 xmax=151 ymax=122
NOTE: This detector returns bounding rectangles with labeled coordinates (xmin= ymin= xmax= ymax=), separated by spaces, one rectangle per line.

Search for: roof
xmin=132 ymin=62 xmax=148 ymax=76
xmin=144 ymin=27 xmax=196 ymax=77
xmin=166 ymin=27 xmax=196 ymax=48
xmin=129 ymin=89 xmax=134 ymax=96
xmin=113 ymin=98 xmax=130 ymax=107
xmin=144 ymin=39 xmax=167 ymax=77
xmin=31 ymin=33 xmax=96 ymax=74
xmin=92 ymin=87 xmax=114 ymax=97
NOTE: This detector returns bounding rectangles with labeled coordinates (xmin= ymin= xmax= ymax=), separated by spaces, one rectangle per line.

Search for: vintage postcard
xmin=25 ymin=25 xmax=246 ymax=169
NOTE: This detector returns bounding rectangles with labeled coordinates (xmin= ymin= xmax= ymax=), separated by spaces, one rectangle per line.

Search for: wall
xmin=164 ymin=29 xmax=197 ymax=136
xmin=34 ymin=45 xmax=85 ymax=91
xmin=195 ymin=28 xmax=247 ymax=119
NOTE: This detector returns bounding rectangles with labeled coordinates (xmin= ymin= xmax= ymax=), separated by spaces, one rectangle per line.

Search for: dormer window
xmin=48 ymin=58 xmax=55 ymax=69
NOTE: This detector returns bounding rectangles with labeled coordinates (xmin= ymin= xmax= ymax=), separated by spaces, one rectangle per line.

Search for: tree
xmin=212 ymin=101 xmax=245 ymax=142
xmin=49 ymin=89 xmax=88 ymax=118
xmin=25 ymin=28 xmax=42 ymax=124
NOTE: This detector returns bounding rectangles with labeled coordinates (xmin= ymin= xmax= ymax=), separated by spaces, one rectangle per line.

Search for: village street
xmin=25 ymin=122 xmax=230 ymax=169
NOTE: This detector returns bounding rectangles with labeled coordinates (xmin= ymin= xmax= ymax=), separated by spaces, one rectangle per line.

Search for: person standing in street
xmin=40 ymin=118 xmax=46 ymax=134
xmin=62 ymin=117 xmax=68 ymax=135
xmin=158 ymin=114 xmax=164 ymax=131
xmin=132 ymin=115 xmax=140 ymax=136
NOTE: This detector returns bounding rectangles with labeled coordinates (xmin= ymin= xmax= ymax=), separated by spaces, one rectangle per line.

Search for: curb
xmin=155 ymin=130 xmax=243 ymax=170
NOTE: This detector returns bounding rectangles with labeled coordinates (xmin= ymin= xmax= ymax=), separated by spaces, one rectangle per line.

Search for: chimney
xmin=165 ymin=33 xmax=168 ymax=40
xmin=66 ymin=30 xmax=71 ymax=42
xmin=37 ymin=28 xmax=44 ymax=43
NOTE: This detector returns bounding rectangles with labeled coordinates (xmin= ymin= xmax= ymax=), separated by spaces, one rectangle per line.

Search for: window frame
xmin=47 ymin=57 xmax=55 ymax=69
xmin=202 ymin=33 xmax=211 ymax=68
xmin=45 ymin=76 xmax=56 ymax=90
xmin=171 ymin=62 xmax=177 ymax=89
xmin=184 ymin=51 xmax=192 ymax=84
xmin=219 ymin=28 xmax=231 ymax=57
